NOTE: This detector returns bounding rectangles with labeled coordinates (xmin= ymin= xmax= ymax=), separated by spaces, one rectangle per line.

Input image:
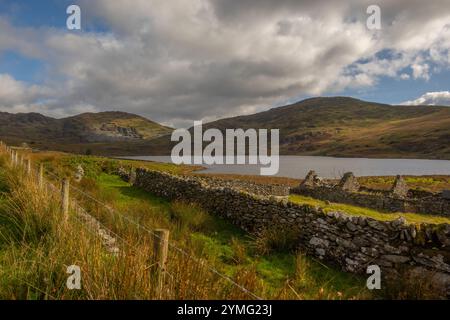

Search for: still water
xmin=119 ymin=156 xmax=450 ymax=179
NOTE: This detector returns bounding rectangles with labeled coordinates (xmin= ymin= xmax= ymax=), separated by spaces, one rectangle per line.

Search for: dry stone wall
xmin=134 ymin=168 xmax=450 ymax=297
xmin=192 ymin=175 xmax=290 ymax=197
xmin=117 ymin=166 xmax=289 ymax=196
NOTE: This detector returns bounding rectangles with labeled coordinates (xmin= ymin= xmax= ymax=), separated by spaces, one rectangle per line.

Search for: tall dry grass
xmin=0 ymin=150 xmax=373 ymax=300
xmin=0 ymin=153 xmax=265 ymax=299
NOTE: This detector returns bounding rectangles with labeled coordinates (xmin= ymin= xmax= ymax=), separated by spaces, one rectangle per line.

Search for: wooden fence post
xmin=152 ymin=229 xmax=169 ymax=298
xmin=38 ymin=163 xmax=44 ymax=189
xmin=61 ymin=179 xmax=70 ymax=220
xmin=25 ymin=159 xmax=31 ymax=175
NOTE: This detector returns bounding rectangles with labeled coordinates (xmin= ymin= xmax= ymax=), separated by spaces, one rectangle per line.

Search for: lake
xmin=119 ymin=156 xmax=450 ymax=179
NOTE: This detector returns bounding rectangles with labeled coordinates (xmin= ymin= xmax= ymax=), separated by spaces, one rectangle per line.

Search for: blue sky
xmin=0 ymin=0 xmax=70 ymax=28
xmin=0 ymin=0 xmax=67 ymax=82
xmin=343 ymin=72 xmax=450 ymax=105
xmin=0 ymin=0 xmax=449 ymax=126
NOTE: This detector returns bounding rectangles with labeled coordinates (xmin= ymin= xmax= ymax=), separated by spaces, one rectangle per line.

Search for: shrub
xmin=254 ymin=224 xmax=301 ymax=255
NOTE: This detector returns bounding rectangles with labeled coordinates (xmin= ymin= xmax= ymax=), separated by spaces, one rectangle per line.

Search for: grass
xmin=289 ymin=194 xmax=450 ymax=225
xmin=358 ymin=175 xmax=450 ymax=193
xmin=96 ymin=173 xmax=369 ymax=299
xmin=3 ymin=149 xmax=448 ymax=299
xmin=25 ymin=151 xmax=199 ymax=178
xmin=0 ymin=151 xmax=371 ymax=299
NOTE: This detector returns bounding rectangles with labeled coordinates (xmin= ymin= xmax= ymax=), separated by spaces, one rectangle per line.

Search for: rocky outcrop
xmin=99 ymin=123 xmax=143 ymax=139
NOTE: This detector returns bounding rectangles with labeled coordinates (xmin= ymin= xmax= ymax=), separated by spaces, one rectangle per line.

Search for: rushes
xmin=169 ymin=201 xmax=215 ymax=233
xmin=254 ymin=224 xmax=302 ymax=255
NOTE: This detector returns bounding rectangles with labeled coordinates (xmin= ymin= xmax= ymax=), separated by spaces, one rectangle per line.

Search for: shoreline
xmin=114 ymin=155 xmax=450 ymax=181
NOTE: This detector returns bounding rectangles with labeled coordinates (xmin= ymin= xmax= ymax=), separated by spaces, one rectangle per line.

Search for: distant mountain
xmin=1 ymin=97 xmax=449 ymax=159
xmin=0 ymin=111 xmax=172 ymax=150
xmin=201 ymin=97 xmax=450 ymax=159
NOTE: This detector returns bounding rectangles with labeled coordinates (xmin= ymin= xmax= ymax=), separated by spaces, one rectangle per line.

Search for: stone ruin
xmin=291 ymin=171 xmax=450 ymax=216
xmin=338 ymin=172 xmax=360 ymax=193
xmin=299 ymin=170 xmax=320 ymax=188
xmin=298 ymin=171 xmax=361 ymax=193
xmin=391 ymin=175 xmax=408 ymax=198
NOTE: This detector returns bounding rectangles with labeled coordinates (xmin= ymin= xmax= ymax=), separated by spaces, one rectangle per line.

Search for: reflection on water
xmin=117 ymin=156 xmax=450 ymax=179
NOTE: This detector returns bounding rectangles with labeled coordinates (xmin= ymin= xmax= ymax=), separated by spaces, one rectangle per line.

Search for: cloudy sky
xmin=0 ymin=0 xmax=450 ymax=127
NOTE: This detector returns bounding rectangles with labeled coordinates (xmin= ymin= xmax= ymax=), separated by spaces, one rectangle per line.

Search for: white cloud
xmin=400 ymin=73 xmax=410 ymax=80
xmin=411 ymin=61 xmax=430 ymax=80
xmin=0 ymin=73 xmax=50 ymax=105
xmin=402 ymin=91 xmax=450 ymax=106
xmin=1 ymin=1 xmax=450 ymax=126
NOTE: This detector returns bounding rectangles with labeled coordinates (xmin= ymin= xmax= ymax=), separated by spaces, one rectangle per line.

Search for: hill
xmin=0 ymin=111 xmax=172 ymax=151
xmin=200 ymin=97 xmax=450 ymax=159
xmin=1 ymin=97 xmax=449 ymax=159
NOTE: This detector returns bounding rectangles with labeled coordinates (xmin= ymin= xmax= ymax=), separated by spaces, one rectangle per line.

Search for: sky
xmin=0 ymin=0 xmax=450 ymax=127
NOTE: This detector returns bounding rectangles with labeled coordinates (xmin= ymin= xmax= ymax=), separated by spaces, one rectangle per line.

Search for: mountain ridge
xmin=0 ymin=97 xmax=449 ymax=159
xmin=201 ymin=96 xmax=450 ymax=159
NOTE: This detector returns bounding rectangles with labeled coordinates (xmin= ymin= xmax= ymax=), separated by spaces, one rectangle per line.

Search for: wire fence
xmin=0 ymin=143 xmax=263 ymax=300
